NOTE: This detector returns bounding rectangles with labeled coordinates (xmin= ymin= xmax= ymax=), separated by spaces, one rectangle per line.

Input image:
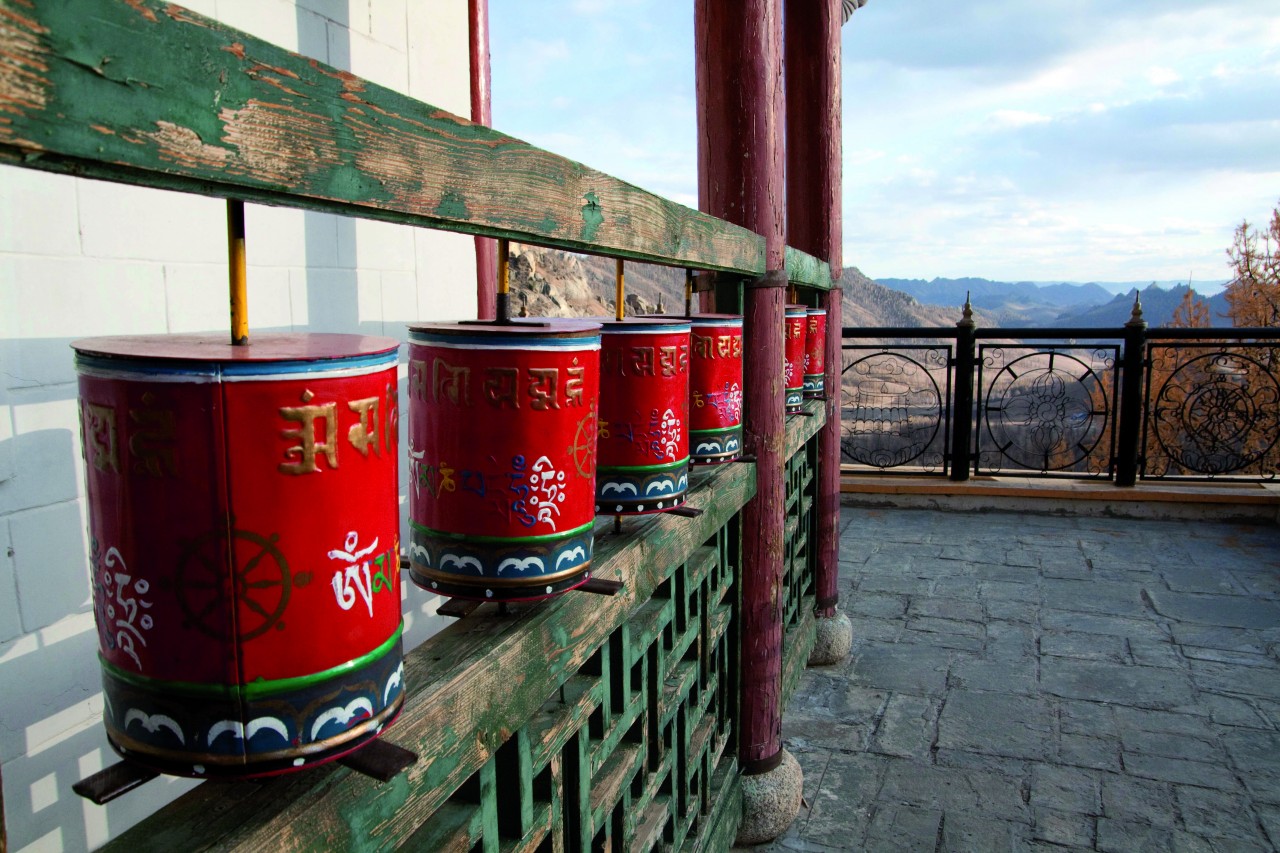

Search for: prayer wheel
xmin=687 ymin=314 xmax=744 ymax=463
xmin=596 ymin=319 xmax=691 ymax=514
xmin=784 ymin=304 xmax=808 ymax=412
xmin=73 ymin=333 xmax=404 ymax=778
xmin=406 ymin=320 xmax=601 ymax=600
xmin=804 ymin=307 xmax=828 ymax=399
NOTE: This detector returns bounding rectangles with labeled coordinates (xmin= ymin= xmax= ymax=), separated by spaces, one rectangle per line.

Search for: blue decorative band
xmin=691 ymin=426 xmax=743 ymax=462
xmin=408 ymin=526 xmax=594 ymax=601
xmin=595 ymin=463 xmax=690 ymax=514
xmin=100 ymin=635 xmax=404 ymax=778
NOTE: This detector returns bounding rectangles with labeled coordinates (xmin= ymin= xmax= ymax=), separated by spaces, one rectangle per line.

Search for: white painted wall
xmin=0 ymin=2 xmax=476 ymax=849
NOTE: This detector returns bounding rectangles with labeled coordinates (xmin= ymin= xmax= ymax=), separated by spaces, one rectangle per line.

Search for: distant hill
xmin=875 ymin=275 xmax=1232 ymax=328
xmin=880 ymin=277 xmax=1115 ymax=326
xmin=1051 ymin=284 xmax=1232 ymax=328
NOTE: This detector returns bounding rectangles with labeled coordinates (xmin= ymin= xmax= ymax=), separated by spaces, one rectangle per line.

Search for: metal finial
xmin=957 ymin=291 xmax=975 ymax=328
xmin=1126 ymin=291 xmax=1145 ymax=327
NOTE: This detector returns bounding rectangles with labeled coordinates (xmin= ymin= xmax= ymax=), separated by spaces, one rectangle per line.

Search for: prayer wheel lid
xmin=408 ymin=318 xmax=602 ymax=337
xmin=785 ymin=304 xmax=808 ymax=314
xmin=646 ymin=313 xmax=742 ymax=323
xmin=806 ymin=307 xmax=828 ymax=314
xmin=70 ymin=332 xmax=400 ymax=362
xmin=598 ymin=317 xmax=690 ymax=331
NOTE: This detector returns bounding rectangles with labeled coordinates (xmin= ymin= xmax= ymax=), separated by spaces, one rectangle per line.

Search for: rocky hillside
xmin=506 ymin=246 xmax=975 ymax=328
xmin=839 ymin=266 xmax=976 ymax=328
xmin=507 ymin=244 xmax=684 ymax=318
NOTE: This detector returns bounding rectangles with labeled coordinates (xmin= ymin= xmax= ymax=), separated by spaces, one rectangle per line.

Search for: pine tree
xmin=1225 ymin=204 xmax=1280 ymax=328
xmin=1169 ymin=287 xmax=1210 ymax=328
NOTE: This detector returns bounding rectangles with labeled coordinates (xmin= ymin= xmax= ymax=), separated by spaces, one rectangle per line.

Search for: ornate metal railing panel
xmin=975 ymin=345 xmax=1119 ymax=477
xmin=840 ymin=345 xmax=952 ymax=475
xmin=1142 ymin=343 xmax=1280 ymax=480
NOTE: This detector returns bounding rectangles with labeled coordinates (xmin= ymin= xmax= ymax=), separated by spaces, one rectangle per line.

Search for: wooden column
xmin=469 ymin=0 xmax=497 ymax=320
xmin=785 ymin=0 xmax=843 ymax=618
xmin=697 ymin=0 xmax=787 ymax=775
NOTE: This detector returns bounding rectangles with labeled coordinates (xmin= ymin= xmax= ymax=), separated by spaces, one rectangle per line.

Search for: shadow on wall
xmin=0 ymin=613 xmax=200 ymax=851
xmin=0 ymin=423 xmax=87 ymax=638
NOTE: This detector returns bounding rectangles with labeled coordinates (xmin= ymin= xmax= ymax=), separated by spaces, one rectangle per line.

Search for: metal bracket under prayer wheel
xmin=434 ymin=576 xmax=624 ymax=619
xmin=336 ymin=739 xmax=418 ymax=782
xmin=73 ymin=761 xmax=160 ymax=806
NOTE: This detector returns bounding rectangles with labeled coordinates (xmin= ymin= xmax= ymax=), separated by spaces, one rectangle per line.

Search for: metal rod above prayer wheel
xmin=227 ymin=200 xmax=248 ymax=346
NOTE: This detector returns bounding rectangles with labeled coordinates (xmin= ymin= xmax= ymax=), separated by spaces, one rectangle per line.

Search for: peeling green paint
xmin=338 ymin=772 xmax=411 ymax=853
xmin=581 ymin=191 xmax=604 ymax=242
xmin=435 ymin=190 xmax=469 ymax=220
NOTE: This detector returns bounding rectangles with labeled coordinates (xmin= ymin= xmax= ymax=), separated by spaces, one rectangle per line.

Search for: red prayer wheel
xmin=804 ymin=307 xmax=827 ymax=399
xmin=687 ymin=314 xmax=744 ymax=463
xmin=784 ymin=304 xmax=808 ymax=412
xmin=72 ymin=333 xmax=403 ymax=778
xmin=597 ymin=319 xmax=691 ymax=514
xmin=406 ymin=320 xmax=601 ymax=600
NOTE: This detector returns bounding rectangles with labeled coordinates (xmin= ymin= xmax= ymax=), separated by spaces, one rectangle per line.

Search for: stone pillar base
xmin=808 ymin=609 xmax=853 ymax=666
xmin=736 ymin=748 xmax=803 ymax=845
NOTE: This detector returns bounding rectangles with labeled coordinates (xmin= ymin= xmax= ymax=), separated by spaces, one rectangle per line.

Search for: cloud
xmin=1145 ymin=66 xmax=1182 ymax=87
xmin=989 ymin=110 xmax=1051 ymax=129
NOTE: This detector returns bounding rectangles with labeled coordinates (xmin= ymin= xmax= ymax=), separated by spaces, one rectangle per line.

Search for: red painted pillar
xmin=785 ymin=0 xmax=844 ymax=621
xmin=697 ymin=0 xmax=787 ymax=776
xmin=469 ymin=0 xmax=497 ymax=320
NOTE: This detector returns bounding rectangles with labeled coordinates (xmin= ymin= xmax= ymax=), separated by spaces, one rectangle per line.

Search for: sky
xmin=490 ymin=1 xmax=1280 ymax=291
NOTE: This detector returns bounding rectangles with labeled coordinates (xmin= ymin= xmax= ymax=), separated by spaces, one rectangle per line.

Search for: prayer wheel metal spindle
xmin=74 ymin=333 xmax=405 ymax=778
xmin=784 ymin=304 xmax=808 ymax=412
xmin=596 ymin=318 xmax=692 ymax=514
xmin=804 ymin=307 xmax=827 ymax=399
xmin=406 ymin=320 xmax=602 ymax=600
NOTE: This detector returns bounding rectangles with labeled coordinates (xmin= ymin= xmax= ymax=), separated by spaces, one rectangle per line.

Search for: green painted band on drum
xmin=100 ymin=625 xmax=403 ymax=700
xmin=408 ymin=518 xmax=595 ymax=544
xmin=596 ymin=457 xmax=691 ymax=474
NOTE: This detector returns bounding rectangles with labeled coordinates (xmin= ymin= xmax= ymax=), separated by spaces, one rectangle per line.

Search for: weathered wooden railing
xmin=1 ymin=1 xmax=833 ymax=849
xmin=104 ymin=463 xmax=755 ymax=851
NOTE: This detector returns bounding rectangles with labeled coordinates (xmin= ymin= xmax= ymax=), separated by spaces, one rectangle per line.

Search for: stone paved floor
xmin=747 ymin=506 xmax=1280 ymax=851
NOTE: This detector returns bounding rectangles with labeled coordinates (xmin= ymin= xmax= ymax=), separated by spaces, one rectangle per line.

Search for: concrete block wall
xmin=0 ymin=2 xmax=477 ymax=849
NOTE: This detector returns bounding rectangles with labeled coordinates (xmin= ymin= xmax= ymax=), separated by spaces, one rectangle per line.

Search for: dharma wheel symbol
xmin=176 ymin=526 xmax=310 ymax=641
xmin=570 ymin=409 xmax=597 ymax=478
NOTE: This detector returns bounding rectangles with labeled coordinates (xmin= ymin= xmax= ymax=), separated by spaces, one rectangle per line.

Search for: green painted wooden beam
xmin=785 ymin=246 xmax=834 ymax=290
xmin=0 ymin=0 xmax=771 ymax=275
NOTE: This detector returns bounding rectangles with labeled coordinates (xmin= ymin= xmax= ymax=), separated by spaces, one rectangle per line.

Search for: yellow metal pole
xmin=227 ymin=200 xmax=248 ymax=345
xmin=497 ymin=239 xmax=510 ymax=323
xmin=615 ymin=258 xmax=625 ymax=321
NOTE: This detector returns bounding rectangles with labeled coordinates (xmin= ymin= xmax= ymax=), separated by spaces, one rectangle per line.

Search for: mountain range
xmin=879 ymin=277 xmax=1232 ymax=327
xmin=502 ymin=246 xmax=1236 ymax=330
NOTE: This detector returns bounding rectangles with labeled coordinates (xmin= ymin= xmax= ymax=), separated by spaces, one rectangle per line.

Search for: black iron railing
xmin=840 ymin=316 xmax=1280 ymax=484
